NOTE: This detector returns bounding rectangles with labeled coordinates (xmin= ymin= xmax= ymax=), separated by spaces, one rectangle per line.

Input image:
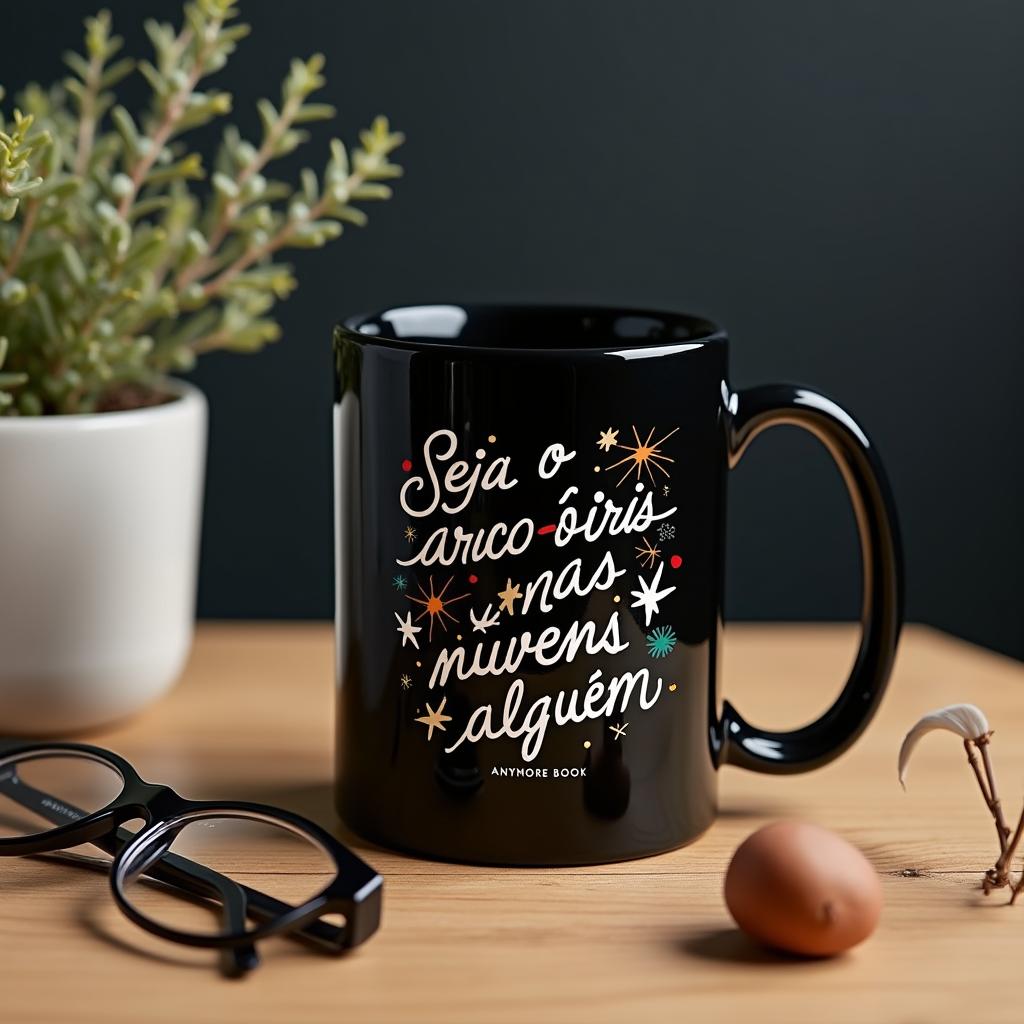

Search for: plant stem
xmin=238 ymin=94 xmax=301 ymax=190
xmin=992 ymin=803 xmax=1024 ymax=893
xmin=196 ymin=171 xmax=365 ymax=299
xmin=1012 ymin=873 xmax=1024 ymax=905
xmin=74 ymin=49 xmax=104 ymax=176
xmin=977 ymin=735 xmax=1010 ymax=847
xmin=189 ymin=328 xmax=231 ymax=354
xmin=197 ymin=217 xmax=304 ymax=297
xmin=116 ymin=21 xmax=220 ymax=219
xmin=964 ymin=736 xmax=1018 ymax=894
xmin=2 ymin=198 xmax=41 ymax=280
xmin=176 ymin=93 xmax=303 ymax=290
xmin=73 ymin=247 xmax=129 ymax=352
xmin=964 ymin=738 xmax=999 ymax=835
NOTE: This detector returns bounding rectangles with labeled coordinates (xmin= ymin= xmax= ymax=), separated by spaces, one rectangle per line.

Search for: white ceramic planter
xmin=0 ymin=380 xmax=206 ymax=734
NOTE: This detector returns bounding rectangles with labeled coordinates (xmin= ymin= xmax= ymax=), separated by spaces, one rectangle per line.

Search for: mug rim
xmin=336 ymin=303 xmax=727 ymax=356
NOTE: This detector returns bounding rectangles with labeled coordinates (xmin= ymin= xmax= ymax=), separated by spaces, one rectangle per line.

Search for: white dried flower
xmin=898 ymin=703 xmax=991 ymax=789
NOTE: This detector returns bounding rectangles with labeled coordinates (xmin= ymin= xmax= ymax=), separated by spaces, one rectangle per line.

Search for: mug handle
xmin=720 ymin=383 xmax=904 ymax=773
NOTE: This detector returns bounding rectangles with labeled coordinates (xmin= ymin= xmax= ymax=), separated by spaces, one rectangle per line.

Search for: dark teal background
xmin=5 ymin=1 xmax=1022 ymax=657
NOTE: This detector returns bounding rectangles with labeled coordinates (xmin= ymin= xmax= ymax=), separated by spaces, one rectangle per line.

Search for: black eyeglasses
xmin=0 ymin=740 xmax=382 ymax=976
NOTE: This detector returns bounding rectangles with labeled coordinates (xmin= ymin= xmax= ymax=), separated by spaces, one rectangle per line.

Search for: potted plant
xmin=0 ymin=0 xmax=403 ymax=733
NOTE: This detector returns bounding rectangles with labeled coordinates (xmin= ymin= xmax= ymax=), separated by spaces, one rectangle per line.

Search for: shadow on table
xmin=74 ymin=895 xmax=326 ymax=974
xmin=205 ymin=778 xmax=390 ymax=857
xmin=75 ymin=897 xmax=218 ymax=972
xmin=715 ymin=801 xmax=791 ymax=821
xmin=9 ymin=854 xmax=218 ymax=972
xmin=224 ymin=782 xmax=798 ymax=861
xmin=679 ymin=927 xmax=825 ymax=966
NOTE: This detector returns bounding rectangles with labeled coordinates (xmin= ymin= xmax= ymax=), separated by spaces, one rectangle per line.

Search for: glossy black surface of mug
xmin=333 ymin=305 xmax=903 ymax=865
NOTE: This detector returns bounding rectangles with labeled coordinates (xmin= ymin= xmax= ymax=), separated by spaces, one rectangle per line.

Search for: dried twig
xmin=977 ymin=735 xmax=1011 ymax=845
xmin=900 ymin=704 xmax=1024 ymax=903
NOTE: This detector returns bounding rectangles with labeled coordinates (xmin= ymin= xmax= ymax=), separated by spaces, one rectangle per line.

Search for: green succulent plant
xmin=0 ymin=0 xmax=403 ymax=415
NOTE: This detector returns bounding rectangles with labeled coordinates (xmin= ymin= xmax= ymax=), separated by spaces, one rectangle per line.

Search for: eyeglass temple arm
xmin=0 ymin=768 xmax=258 ymax=973
xmin=128 ymin=825 xmax=353 ymax=951
xmin=0 ymin=768 xmax=348 ymax=952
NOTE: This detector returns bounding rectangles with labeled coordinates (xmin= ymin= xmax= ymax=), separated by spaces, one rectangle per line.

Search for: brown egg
xmin=724 ymin=820 xmax=882 ymax=956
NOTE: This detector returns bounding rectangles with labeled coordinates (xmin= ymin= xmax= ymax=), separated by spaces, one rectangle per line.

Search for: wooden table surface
xmin=3 ymin=622 xmax=1023 ymax=1023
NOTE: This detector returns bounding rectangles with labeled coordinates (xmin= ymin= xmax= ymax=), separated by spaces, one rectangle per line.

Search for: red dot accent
xmin=401 ymin=459 xmax=412 ymax=472
xmin=670 ymin=554 xmax=683 ymax=569
xmin=468 ymin=574 xmax=479 ymax=584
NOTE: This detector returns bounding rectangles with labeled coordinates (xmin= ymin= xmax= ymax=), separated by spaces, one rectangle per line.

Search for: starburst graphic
xmin=656 ymin=522 xmax=675 ymax=542
xmin=415 ymin=696 xmax=452 ymax=741
xmin=392 ymin=574 xmax=408 ymax=592
xmin=407 ymin=575 xmax=470 ymax=642
xmin=399 ymin=674 xmax=412 ymax=690
xmin=646 ymin=625 xmax=677 ymax=659
xmin=634 ymin=536 xmax=661 ymax=569
xmin=662 ymin=484 xmax=671 ymax=497
xmin=630 ymin=561 xmax=677 ymax=627
xmin=610 ymin=722 xmax=629 ymax=740
xmin=597 ymin=427 xmax=619 ymax=452
xmin=497 ymin=579 xmax=523 ymax=616
xmin=404 ymin=525 xmax=417 ymax=543
xmin=470 ymin=603 xmax=501 ymax=633
xmin=605 ymin=425 xmax=679 ymax=486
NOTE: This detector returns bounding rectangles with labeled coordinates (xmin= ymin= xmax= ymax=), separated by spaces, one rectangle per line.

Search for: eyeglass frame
xmin=0 ymin=739 xmax=383 ymax=967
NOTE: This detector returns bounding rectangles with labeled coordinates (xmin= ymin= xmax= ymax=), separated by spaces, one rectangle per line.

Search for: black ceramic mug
xmin=333 ymin=304 xmax=902 ymax=865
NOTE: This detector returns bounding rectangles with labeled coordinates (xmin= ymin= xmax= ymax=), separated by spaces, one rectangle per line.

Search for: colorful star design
xmin=392 ymin=574 xmax=408 ymax=592
xmin=395 ymin=610 xmax=422 ymax=649
xmin=634 ymin=536 xmax=661 ymax=569
xmin=404 ymin=525 xmax=417 ymax=543
xmin=407 ymin=575 xmax=470 ymax=642
xmin=597 ymin=427 xmax=619 ymax=452
xmin=497 ymin=579 xmax=523 ymax=616
xmin=646 ymin=625 xmax=677 ymax=659
xmin=606 ymin=425 xmax=679 ymax=486
xmin=400 ymin=674 xmax=412 ymax=690
xmin=415 ymin=696 xmax=452 ymax=740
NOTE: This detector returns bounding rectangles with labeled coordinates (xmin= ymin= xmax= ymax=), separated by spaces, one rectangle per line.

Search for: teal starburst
xmin=392 ymin=574 xmax=408 ymax=592
xmin=646 ymin=625 xmax=677 ymax=659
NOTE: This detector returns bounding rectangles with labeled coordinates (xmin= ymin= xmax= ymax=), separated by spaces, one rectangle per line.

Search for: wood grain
xmin=2 ymin=623 xmax=1023 ymax=1023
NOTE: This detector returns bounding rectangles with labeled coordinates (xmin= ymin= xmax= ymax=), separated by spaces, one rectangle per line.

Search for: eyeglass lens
xmin=118 ymin=812 xmax=338 ymax=939
xmin=0 ymin=751 xmax=124 ymax=841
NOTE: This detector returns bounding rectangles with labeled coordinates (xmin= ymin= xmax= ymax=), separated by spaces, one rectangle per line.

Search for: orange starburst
xmin=634 ymin=536 xmax=661 ymax=568
xmin=406 ymin=575 xmax=470 ymax=642
xmin=606 ymin=425 xmax=679 ymax=486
